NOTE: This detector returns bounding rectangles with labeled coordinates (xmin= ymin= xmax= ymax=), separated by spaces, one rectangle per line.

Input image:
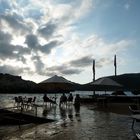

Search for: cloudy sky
xmin=0 ymin=0 xmax=140 ymax=84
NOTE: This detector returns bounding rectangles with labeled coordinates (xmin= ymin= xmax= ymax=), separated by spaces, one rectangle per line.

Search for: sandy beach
xmin=0 ymin=101 xmax=139 ymax=140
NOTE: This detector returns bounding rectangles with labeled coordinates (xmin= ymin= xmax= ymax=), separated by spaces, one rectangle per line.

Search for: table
xmin=131 ymin=114 xmax=140 ymax=129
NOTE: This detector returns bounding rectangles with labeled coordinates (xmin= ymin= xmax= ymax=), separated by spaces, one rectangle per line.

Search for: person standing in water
xmin=74 ymin=94 xmax=81 ymax=116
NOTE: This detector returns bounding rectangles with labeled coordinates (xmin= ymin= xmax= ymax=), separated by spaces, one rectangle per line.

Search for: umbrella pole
xmin=93 ymin=91 xmax=96 ymax=98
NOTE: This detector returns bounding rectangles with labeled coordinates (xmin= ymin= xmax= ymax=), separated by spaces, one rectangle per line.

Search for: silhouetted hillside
xmin=82 ymin=73 xmax=140 ymax=91
xmin=109 ymin=73 xmax=140 ymax=91
xmin=0 ymin=73 xmax=42 ymax=93
xmin=0 ymin=73 xmax=81 ymax=93
xmin=1 ymin=73 xmax=139 ymax=93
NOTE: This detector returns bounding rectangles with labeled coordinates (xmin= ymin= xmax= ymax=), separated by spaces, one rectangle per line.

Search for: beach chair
xmin=129 ymin=105 xmax=140 ymax=128
xmin=14 ymin=97 xmax=19 ymax=107
xmin=14 ymin=96 xmax=24 ymax=108
xmin=136 ymin=133 xmax=140 ymax=140
xmin=32 ymin=97 xmax=36 ymax=105
xmin=129 ymin=105 xmax=140 ymax=114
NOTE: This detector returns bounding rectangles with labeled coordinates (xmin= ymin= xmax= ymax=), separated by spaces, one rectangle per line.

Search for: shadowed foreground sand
xmin=0 ymin=103 xmax=139 ymax=140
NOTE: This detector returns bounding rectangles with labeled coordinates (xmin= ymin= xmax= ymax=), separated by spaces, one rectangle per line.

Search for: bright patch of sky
xmin=0 ymin=0 xmax=140 ymax=84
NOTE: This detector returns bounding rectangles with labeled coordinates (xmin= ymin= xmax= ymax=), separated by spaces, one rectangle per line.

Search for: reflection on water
xmin=0 ymin=93 xmax=137 ymax=140
xmin=42 ymin=105 xmax=57 ymax=118
xmin=67 ymin=107 xmax=73 ymax=121
xmin=42 ymin=103 xmax=81 ymax=123
xmin=59 ymin=106 xmax=67 ymax=119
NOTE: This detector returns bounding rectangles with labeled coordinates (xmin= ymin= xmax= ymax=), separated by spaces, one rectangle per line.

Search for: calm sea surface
xmin=0 ymin=91 xmax=138 ymax=140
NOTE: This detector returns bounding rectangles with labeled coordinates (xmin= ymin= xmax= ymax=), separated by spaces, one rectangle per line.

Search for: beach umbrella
xmin=38 ymin=75 xmax=76 ymax=93
xmin=38 ymin=75 xmax=77 ymax=103
xmin=90 ymin=77 xmax=123 ymax=91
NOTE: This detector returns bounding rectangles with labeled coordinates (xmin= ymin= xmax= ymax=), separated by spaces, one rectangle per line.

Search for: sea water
xmin=0 ymin=91 xmax=134 ymax=108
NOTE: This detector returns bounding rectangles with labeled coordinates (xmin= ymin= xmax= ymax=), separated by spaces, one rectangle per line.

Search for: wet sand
xmin=0 ymin=103 xmax=139 ymax=140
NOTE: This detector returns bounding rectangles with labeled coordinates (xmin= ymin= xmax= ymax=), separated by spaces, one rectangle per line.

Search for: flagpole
xmin=93 ymin=59 xmax=95 ymax=97
xmin=93 ymin=59 xmax=95 ymax=81
xmin=114 ymin=55 xmax=117 ymax=76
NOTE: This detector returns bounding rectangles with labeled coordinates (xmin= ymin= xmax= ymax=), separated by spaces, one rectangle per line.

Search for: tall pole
xmin=114 ymin=55 xmax=117 ymax=76
xmin=93 ymin=59 xmax=95 ymax=81
xmin=93 ymin=59 xmax=95 ymax=97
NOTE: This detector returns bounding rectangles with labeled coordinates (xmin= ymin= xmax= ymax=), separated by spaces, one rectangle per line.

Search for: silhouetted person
xmin=43 ymin=94 xmax=50 ymax=102
xmin=43 ymin=94 xmax=56 ymax=106
xmin=59 ymin=93 xmax=67 ymax=107
xmin=74 ymin=94 xmax=80 ymax=107
xmin=67 ymin=93 xmax=73 ymax=105
xmin=74 ymin=94 xmax=81 ymax=116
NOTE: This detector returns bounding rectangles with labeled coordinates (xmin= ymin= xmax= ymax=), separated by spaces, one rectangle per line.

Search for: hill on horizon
xmin=82 ymin=73 xmax=140 ymax=91
xmin=0 ymin=73 xmax=41 ymax=93
xmin=109 ymin=73 xmax=140 ymax=91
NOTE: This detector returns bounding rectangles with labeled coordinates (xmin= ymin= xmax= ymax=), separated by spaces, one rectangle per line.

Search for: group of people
xmin=43 ymin=93 xmax=80 ymax=107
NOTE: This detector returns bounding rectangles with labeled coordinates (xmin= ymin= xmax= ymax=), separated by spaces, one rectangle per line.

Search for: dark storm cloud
xmin=0 ymin=42 xmax=15 ymax=59
xmin=24 ymin=33 xmax=62 ymax=54
xmin=16 ymin=45 xmax=30 ymax=55
xmin=69 ymin=56 xmax=93 ymax=67
xmin=41 ymin=40 xmax=61 ymax=54
xmin=25 ymin=34 xmax=40 ymax=49
xmin=0 ymin=30 xmax=18 ymax=59
xmin=0 ymin=42 xmax=30 ymax=63
xmin=68 ymin=56 xmax=112 ymax=69
xmin=0 ymin=12 xmax=30 ymax=34
xmin=46 ymin=65 xmax=82 ymax=75
xmin=0 ymin=30 xmax=12 ymax=43
xmin=15 ymin=45 xmax=30 ymax=63
xmin=0 ymin=30 xmax=30 ymax=62
xmin=38 ymin=21 xmax=57 ymax=39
